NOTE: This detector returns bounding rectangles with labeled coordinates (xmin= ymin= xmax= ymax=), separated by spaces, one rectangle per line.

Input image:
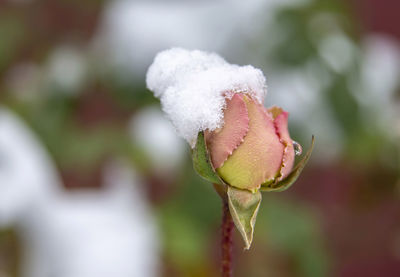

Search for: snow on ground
xmin=0 ymin=107 xmax=160 ymax=277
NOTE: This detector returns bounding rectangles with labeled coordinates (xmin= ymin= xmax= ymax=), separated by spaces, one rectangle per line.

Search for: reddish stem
xmin=221 ymin=199 xmax=234 ymax=277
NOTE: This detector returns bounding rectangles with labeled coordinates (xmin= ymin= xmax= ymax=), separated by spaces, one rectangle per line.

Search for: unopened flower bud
xmin=206 ymin=93 xmax=295 ymax=192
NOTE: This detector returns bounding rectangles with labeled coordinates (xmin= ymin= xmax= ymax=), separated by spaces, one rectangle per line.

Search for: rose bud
xmin=205 ymin=93 xmax=295 ymax=192
xmin=193 ymin=92 xmax=313 ymax=249
xmin=147 ymin=48 xmax=314 ymax=249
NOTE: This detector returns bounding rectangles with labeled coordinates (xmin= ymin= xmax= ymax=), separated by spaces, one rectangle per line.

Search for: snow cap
xmin=146 ymin=48 xmax=267 ymax=147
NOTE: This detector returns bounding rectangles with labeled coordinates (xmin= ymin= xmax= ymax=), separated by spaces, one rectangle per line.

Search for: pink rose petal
xmin=206 ymin=93 xmax=249 ymax=169
xmin=268 ymin=106 xmax=295 ymax=181
xmin=217 ymin=97 xmax=284 ymax=191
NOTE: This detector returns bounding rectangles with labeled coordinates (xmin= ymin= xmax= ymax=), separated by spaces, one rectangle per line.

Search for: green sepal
xmin=261 ymin=135 xmax=315 ymax=192
xmin=192 ymin=132 xmax=223 ymax=185
xmin=227 ymin=186 xmax=262 ymax=250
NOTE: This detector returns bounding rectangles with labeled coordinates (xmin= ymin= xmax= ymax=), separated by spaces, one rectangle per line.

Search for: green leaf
xmin=262 ymin=135 xmax=315 ymax=192
xmin=192 ymin=132 xmax=222 ymax=184
xmin=227 ymin=186 xmax=262 ymax=250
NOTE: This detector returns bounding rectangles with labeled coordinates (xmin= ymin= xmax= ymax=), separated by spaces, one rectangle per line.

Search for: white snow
xmin=318 ymin=32 xmax=356 ymax=73
xmin=45 ymin=45 xmax=87 ymax=94
xmin=129 ymin=106 xmax=186 ymax=172
xmin=0 ymin=107 xmax=160 ymax=277
xmin=146 ymin=48 xmax=267 ymax=146
xmin=95 ymin=0 xmax=307 ymax=79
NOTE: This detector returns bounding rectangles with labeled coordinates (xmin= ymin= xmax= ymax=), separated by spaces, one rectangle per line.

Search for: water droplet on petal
xmin=293 ymin=141 xmax=302 ymax=156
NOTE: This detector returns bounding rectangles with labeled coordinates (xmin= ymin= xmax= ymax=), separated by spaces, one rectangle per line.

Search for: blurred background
xmin=0 ymin=0 xmax=399 ymax=276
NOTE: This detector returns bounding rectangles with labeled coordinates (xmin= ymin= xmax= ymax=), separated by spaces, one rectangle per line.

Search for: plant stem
xmin=221 ymin=199 xmax=234 ymax=277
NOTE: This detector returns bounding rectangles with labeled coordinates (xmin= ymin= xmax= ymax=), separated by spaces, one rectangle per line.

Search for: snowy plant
xmin=146 ymin=48 xmax=313 ymax=275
